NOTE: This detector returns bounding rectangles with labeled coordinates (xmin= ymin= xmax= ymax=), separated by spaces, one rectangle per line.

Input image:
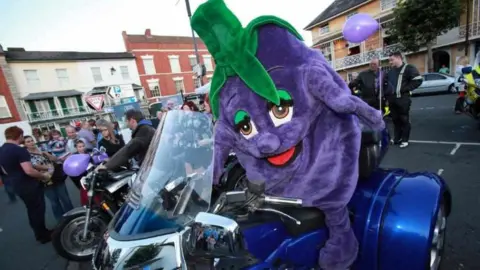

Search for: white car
xmin=414 ymin=73 xmax=459 ymax=94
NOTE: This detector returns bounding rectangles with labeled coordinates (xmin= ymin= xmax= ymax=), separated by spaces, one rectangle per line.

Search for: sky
xmin=0 ymin=0 xmax=335 ymax=52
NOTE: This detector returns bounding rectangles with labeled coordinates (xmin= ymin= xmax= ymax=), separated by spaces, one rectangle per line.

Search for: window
xmin=346 ymin=11 xmax=358 ymax=19
xmin=147 ymin=79 xmax=161 ymax=97
xmin=173 ymin=77 xmax=185 ymax=93
xmin=0 ymin=95 xmax=11 ymax=118
xmin=142 ymin=55 xmax=156 ymax=75
xmin=65 ymin=97 xmax=79 ymax=109
xmin=55 ymin=68 xmax=69 ymax=87
xmin=425 ymin=74 xmax=447 ymax=81
xmin=24 ymin=70 xmax=40 ymax=87
xmin=193 ymin=77 xmax=202 ymax=88
xmin=119 ymin=66 xmax=130 ymax=80
xmin=168 ymin=55 xmax=181 ymax=73
xmin=319 ymin=24 xmax=329 ymax=35
xmin=91 ymin=67 xmax=103 ymax=83
xmin=381 ymin=0 xmax=397 ymax=11
xmin=318 ymin=43 xmax=332 ymax=62
xmin=34 ymin=100 xmax=50 ymax=112
xmin=189 ymin=55 xmax=197 ymax=70
xmin=203 ymin=55 xmax=213 ymax=72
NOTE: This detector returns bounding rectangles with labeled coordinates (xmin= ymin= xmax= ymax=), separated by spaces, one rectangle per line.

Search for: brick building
xmin=122 ymin=29 xmax=215 ymax=98
xmin=0 ymin=45 xmax=23 ymax=124
xmin=305 ymin=0 xmax=480 ymax=81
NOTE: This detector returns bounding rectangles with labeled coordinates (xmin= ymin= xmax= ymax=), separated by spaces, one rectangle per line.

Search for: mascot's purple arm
xmin=213 ymin=25 xmax=385 ymax=270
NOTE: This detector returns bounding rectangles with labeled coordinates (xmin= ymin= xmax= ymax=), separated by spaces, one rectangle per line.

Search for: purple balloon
xmin=92 ymin=152 xmax=108 ymax=165
xmin=63 ymin=154 xmax=91 ymax=177
xmin=342 ymin=13 xmax=379 ymax=43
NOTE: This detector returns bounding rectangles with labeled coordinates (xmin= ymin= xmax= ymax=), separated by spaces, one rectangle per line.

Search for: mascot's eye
xmin=234 ymin=110 xmax=258 ymax=139
xmin=268 ymin=90 xmax=294 ymax=127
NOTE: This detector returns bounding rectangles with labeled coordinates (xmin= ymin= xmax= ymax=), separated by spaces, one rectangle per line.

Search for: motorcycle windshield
xmin=111 ymin=110 xmax=214 ymax=238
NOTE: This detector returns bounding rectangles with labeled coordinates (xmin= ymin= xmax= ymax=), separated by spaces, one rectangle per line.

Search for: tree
xmin=387 ymin=0 xmax=463 ymax=72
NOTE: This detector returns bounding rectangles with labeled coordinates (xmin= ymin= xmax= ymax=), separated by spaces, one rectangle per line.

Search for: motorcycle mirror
xmin=185 ymin=212 xmax=245 ymax=258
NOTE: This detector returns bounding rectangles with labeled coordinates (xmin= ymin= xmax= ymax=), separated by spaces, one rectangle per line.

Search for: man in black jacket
xmin=384 ymin=51 xmax=423 ymax=148
xmin=348 ymin=58 xmax=383 ymax=109
xmin=101 ymin=109 xmax=156 ymax=170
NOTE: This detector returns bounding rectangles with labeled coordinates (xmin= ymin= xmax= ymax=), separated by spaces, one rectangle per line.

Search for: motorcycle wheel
xmin=428 ymin=202 xmax=447 ymax=270
xmin=52 ymin=211 xmax=110 ymax=262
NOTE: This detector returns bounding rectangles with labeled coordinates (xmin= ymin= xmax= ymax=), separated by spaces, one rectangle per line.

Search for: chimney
xmin=145 ymin=29 xmax=152 ymax=38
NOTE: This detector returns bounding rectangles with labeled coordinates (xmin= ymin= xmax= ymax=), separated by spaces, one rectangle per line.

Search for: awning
xmin=22 ymin=89 xmax=84 ymax=100
xmin=194 ymin=82 xmax=211 ymax=94
xmin=132 ymin=83 xmax=143 ymax=89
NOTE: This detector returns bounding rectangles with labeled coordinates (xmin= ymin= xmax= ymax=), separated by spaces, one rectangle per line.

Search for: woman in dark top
xmin=97 ymin=119 xmax=125 ymax=157
xmin=0 ymin=126 xmax=51 ymax=243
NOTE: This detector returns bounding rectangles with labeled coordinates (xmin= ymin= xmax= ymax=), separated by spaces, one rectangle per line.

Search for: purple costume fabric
xmin=212 ymin=25 xmax=384 ymax=269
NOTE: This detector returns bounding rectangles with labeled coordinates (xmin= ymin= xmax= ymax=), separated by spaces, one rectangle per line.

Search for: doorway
xmin=433 ymin=50 xmax=450 ymax=73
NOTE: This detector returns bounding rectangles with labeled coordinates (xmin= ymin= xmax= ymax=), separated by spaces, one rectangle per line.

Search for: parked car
xmin=414 ymin=72 xmax=458 ymax=94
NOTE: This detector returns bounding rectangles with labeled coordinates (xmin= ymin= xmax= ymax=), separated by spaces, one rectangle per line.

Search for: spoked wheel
xmin=429 ymin=205 xmax=447 ymax=270
xmin=52 ymin=212 xmax=110 ymax=261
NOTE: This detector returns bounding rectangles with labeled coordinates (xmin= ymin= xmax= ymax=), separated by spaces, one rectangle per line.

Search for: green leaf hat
xmin=191 ymin=0 xmax=303 ymax=119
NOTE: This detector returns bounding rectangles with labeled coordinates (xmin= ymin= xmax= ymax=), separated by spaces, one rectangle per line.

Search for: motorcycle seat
xmin=274 ymin=206 xmax=326 ymax=236
xmin=359 ymin=130 xmax=382 ymax=180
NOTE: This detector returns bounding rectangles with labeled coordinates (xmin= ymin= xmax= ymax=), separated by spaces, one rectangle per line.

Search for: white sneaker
xmin=399 ymin=142 xmax=409 ymax=148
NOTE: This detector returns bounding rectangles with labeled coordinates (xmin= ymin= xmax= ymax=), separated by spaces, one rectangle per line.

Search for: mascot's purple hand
xmin=306 ymin=64 xmax=385 ymax=131
xmin=213 ymin=120 xmax=234 ymax=185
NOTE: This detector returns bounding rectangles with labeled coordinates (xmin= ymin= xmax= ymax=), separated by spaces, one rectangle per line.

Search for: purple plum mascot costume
xmin=191 ymin=0 xmax=384 ymax=269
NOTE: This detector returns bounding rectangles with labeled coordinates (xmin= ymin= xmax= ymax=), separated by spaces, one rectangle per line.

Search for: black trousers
xmin=16 ymin=185 xmax=49 ymax=240
xmin=389 ymin=96 xmax=412 ymax=142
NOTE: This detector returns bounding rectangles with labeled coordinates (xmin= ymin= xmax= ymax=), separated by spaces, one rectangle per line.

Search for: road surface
xmin=0 ymin=94 xmax=478 ymax=270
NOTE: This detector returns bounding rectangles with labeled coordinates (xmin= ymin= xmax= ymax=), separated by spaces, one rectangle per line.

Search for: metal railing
xmin=27 ymin=106 xmax=93 ymax=122
xmin=459 ymin=21 xmax=480 ymax=38
xmin=334 ymin=43 xmax=403 ymax=70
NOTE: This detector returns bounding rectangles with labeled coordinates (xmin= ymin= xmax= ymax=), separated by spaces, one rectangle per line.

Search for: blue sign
xmin=113 ymin=86 xmax=121 ymax=94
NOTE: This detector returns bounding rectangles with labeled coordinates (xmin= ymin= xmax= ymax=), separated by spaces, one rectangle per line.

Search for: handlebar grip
xmin=264 ymin=196 xmax=302 ymax=207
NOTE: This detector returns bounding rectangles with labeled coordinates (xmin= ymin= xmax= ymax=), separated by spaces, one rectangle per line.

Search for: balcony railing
xmin=27 ymin=106 xmax=93 ymax=122
xmin=459 ymin=21 xmax=480 ymax=39
xmin=334 ymin=43 xmax=403 ymax=70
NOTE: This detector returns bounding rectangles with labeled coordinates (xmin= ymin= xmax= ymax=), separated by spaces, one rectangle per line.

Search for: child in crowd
xmin=75 ymin=140 xmax=87 ymax=154
xmin=48 ymin=130 xmax=68 ymax=161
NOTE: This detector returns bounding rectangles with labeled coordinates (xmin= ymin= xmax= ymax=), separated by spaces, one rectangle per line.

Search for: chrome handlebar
xmin=217 ymin=190 xmax=303 ymax=225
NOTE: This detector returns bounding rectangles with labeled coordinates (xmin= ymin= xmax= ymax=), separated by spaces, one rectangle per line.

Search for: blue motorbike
xmin=92 ymin=110 xmax=451 ymax=270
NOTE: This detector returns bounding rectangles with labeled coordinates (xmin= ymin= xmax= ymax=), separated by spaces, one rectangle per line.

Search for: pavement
xmin=0 ymin=93 xmax=479 ymax=270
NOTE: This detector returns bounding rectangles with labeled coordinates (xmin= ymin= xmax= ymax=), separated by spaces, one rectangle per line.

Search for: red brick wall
xmin=123 ymin=32 xmax=215 ymax=97
xmin=0 ymin=63 xmax=21 ymax=123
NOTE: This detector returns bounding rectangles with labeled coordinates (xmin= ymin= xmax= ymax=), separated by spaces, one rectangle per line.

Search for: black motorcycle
xmin=52 ymin=164 xmax=135 ymax=261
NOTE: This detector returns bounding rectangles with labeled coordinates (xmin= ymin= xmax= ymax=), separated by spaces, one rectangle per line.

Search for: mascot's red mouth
xmin=266 ymin=143 xmax=302 ymax=167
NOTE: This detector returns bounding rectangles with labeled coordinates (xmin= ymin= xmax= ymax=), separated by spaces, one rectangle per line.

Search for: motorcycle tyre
xmin=52 ymin=211 xmax=110 ymax=262
xmin=426 ymin=198 xmax=447 ymax=270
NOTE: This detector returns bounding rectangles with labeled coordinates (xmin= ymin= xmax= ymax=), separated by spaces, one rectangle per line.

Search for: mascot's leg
xmin=319 ymin=207 xmax=358 ymax=270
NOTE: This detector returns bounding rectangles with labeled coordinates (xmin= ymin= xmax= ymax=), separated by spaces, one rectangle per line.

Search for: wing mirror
xmin=184 ymin=212 xmax=245 ymax=258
